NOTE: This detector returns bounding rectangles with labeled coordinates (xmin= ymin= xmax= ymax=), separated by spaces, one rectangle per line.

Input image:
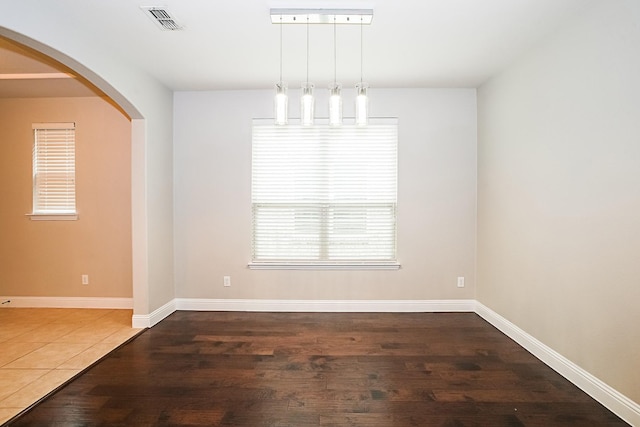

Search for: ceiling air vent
xmin=141 ymin=7 xmax=184 ymax=31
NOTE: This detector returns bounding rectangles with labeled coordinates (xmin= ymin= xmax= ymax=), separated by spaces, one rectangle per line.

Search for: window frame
xmin=249 ymin=118 xmax=400 ymax=270
xmin=27 ymin=122 xmax=78 ymax=221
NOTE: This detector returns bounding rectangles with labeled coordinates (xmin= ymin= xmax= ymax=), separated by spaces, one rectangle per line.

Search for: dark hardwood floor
xmin=6 ymin=312 xmax=628 ymax=426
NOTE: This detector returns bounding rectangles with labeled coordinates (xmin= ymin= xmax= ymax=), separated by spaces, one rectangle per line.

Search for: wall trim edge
xmin=174 ymin=298 xmax=476 ymax=312
xmin=474 ymin=301 xmax=639 ymax=426
xmin=0 ymin=296 xmax=133 ymax=309
xmin=132 ymin=299 xmax=176 ymax=328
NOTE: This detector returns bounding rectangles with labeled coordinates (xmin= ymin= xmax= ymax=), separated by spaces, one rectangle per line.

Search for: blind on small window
xmin=32 ymin=123 xmax=76 ymax=214
xmin=251 ymin=119 xmax=398 ymax=263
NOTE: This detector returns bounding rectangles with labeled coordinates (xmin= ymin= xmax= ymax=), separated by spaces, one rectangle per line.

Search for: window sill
xmin=27 ymin=213 xmax=78 ymax=221
xmin=248 ymin=262 xmax=401 ymax=271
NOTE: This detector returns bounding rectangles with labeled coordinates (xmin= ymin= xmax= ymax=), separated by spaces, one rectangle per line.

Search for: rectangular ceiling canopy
xmin=270 ymin=9 xmax=373 ymax=25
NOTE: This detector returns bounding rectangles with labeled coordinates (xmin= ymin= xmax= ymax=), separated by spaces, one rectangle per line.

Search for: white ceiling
xmin=0 ymin=0 xmax=593 ymax=97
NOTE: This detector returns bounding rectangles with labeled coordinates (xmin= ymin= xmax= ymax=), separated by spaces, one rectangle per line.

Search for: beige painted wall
xmin=2 ymin=6 xmax=177 ymax=317
xmin=477 ymin=1 xmax=640 ymax=402
xmin=173 ymin=88 xmax=477 ymax=300
xmin=0 ymin=96 xmax=132 ymax=298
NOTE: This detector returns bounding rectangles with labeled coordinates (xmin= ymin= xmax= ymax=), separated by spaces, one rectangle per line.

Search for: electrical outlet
xmin=82 ymin=274 xmax=89 ymax=285
xmin=223 ymin=276 xmax=231 ymax=287
xmin=457 ymin=276 xmax=465 ymax=288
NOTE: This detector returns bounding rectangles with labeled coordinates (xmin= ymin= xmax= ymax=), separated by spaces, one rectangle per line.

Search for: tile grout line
xmin=0 ymin=308 xmax=138 ymax=425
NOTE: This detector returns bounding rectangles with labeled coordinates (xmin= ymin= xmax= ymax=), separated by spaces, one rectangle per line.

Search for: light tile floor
xmin=0 ymin=308 xmax=142 ymax=424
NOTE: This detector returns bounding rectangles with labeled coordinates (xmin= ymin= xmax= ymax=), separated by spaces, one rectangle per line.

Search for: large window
xmin=31 ymin=122 xmax=77 ymax=219
xmin=251 ymin=119 xmax=398 ymax=268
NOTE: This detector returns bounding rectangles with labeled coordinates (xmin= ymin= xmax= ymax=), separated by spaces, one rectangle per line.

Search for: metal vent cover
xmin=141 ymin=7 xmax=184 ymax=31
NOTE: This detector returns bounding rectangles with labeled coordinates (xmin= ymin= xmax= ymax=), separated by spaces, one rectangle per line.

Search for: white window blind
xmin=32 ymin=123 xmax=76 ymax=215
xmin=251 ymin=119 xmax=398 ymax=265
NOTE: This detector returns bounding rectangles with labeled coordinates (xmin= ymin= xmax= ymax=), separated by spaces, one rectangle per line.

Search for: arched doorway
xmin=0 ymin=28 xmax=152 ymax=323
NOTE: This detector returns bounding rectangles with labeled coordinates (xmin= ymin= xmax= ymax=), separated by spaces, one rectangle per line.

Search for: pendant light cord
xmin=279 ymin=16 xmax=283 ymax=84
xmin=306 ymin=16 xmax=310 ymax=85
xmin=360 ymin=15 xmax=363 ymax=85
xmin=333 ymin=16 xmax=337 ymax=85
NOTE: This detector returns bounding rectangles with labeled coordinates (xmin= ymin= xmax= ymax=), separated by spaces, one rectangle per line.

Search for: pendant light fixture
xmin=301 ymin=15 xmax=315 ymax=126
xmin=328 ymin=15 xmax=343 ymax=126
xmin=270 ymin=9 xmax=373 ymax=126
xmin=274 ymin=16 xmax=288 ymax=125
xmin=355 ymin=15 xmax=369 ymax=126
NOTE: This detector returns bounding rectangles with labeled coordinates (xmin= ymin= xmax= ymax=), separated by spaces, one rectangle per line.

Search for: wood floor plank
xmin=5 ymin=312 xmax=629 ymax=426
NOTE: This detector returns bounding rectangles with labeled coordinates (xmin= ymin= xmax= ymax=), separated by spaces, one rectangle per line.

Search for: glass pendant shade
xmin=355 ymin=82 xmax=369 ymax=126
xmin=328 ymin=84 xmax=343 ymax=126
xmin=301 ymin=82 xmax=315 ymax=126
xmin=274 ymin=83 xmax=288 ymax=125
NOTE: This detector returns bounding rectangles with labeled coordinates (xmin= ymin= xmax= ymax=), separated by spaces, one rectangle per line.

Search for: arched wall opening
xmin=0 ymin=29 xmax=143 ymax=120
xmin=0 ymin=27 xmax=154 ymax=323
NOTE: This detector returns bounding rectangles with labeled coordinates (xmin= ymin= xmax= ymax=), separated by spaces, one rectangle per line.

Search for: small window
xmin=30 ymin=122 xmax=77 ymax=220
xmin=250 ymin=118 xmax=398 ymax=269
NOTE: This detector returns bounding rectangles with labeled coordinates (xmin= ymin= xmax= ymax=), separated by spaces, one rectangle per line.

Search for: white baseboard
xmin=132 ymin=299 xmax=176 ymax=328
xmin=475 ymin=302 xmax=639 ymax=426
xmin=174 ymin=298 xmax=476 ymax=313
xmin=0 ymin=296 xmax=133 ymax=309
